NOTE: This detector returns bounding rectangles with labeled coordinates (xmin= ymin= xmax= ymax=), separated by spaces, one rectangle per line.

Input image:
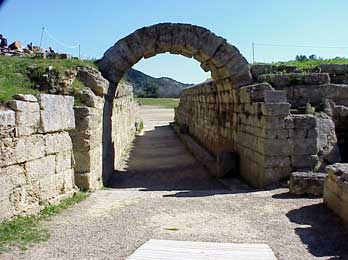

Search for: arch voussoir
xmin=154 ymin=23 xmax=174 ymax=54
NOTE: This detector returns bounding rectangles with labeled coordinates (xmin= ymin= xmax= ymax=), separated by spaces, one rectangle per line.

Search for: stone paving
xmin=2 ymin=106 xmax=347 ymax=260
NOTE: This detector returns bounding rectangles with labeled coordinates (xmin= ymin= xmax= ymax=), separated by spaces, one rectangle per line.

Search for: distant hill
xmin=124 ymin=68 xmax=193 ymax=98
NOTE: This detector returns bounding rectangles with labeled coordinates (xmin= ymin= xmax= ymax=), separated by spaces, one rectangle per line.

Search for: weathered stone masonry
xmin=175 ymin=80 xmax=319 ymax=188
xmin=0 ymin=67 xmax=139 ymax=220
xmin=0 ymin=94 xmax=76 ymax=221
xmin=69 ymin=67 xmax=139 ymax=190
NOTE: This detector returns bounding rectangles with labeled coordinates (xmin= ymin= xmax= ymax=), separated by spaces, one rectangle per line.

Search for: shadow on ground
xmin=286 ymin=203 xmax=348 ymax=259
xmin=107 ymin=125 xmax=255 ymax=197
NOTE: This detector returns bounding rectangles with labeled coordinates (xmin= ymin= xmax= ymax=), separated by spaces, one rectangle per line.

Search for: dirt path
xmin=3 ymin=106 xmax=347 ymax=260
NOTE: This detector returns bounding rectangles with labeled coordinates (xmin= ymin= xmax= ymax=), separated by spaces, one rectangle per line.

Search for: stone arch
xmin=99 ymin=23 xmax=253 ymax=184
xmin=98 ymin=23 xmax=252 ymax=97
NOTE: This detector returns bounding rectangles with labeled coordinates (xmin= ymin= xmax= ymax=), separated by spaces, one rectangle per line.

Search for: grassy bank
xmin=136 ymin=98 xmax=180 ymax=109
xmin=0 ymin=56 xmax=95 ymax=101
xmin=269 ymin=57 xmax=348 ymax=69
xmin=0 ymin=191 xmax=89 ymax=252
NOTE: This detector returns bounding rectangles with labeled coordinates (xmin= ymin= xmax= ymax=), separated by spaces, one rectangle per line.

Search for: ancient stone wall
xmin=112 ymin=94 xmax=139 ymax=170
xmin=70 ymin=71 xmax=138 ymax=190
xmin=0 ymin=94 xmax=76 ymax=221
xmin=251 ymin=64 xmax=348 ymax=107
xmin=175 ymin=80 xmax=321 ymax=187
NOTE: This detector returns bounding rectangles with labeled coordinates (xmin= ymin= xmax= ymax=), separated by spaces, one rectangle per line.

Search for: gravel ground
xmin=2 ymin=106 xmax=347 ymax=260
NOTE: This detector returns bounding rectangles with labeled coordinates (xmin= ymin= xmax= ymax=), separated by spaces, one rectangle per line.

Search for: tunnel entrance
xmin=98 ymin=23 xmax=252 ymax=185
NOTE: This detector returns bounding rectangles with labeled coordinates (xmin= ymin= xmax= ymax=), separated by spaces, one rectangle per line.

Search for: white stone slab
xmin=127 ymin=239 xmax=278 ymax=260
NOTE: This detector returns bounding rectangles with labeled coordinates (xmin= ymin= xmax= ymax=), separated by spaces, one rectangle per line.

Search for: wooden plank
xmin=127 ymin=239 xmax=278 ymax=260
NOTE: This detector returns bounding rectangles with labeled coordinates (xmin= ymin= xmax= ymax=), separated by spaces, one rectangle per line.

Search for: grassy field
xmin=0 ymin=56 xmax=95 ymax=101
xmin=269 ymin=57 xmax=348 ymax=69
xmin=136 ymin=98 xmax=180 ymax=109
xmin=0 ymin=192 xmax=89 ymax=252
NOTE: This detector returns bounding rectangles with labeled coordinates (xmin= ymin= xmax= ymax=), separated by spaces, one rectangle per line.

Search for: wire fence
xmin=39 ymin=27 xmax=81 ymax=59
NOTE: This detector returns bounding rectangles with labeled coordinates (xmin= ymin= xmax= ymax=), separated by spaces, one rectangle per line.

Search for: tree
xmin=309 ymin=54 xmax=317 ymax=60
xmin=295 ymin=55 xmax=308 ymax=61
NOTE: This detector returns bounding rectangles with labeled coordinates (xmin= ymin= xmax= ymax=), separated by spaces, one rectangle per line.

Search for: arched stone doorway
xmin=98 ymin=23 xmax=252 ymax=95
xmin=98 ymin=23 xmax=253 ymax=184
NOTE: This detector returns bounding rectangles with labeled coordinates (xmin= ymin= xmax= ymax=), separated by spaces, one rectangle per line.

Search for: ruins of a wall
xmin=175 ymin=64 xmax=348 ymax=188
xmin=324 ymin=163 xmax=348 ymax=223
xmin=69 ymin=67 xmax=139 ymax=190
xmin=175 ymin=80 xmax=319 ymax=188
xmin=112 ymin=93 xmax=139 ymax=170
xmin=0 ymin=94 xmax=76 ymax=221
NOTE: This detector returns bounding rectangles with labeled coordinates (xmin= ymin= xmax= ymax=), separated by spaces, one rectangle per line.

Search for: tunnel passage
xmin=98 ymin=23 xmax=253 ymax=184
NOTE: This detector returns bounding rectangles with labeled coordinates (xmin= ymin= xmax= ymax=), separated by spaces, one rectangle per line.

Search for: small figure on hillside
xmin=0 ymin=34 xmax=8 ymax=48
xmin=27 ymin=42 xmax=33 ymax=51
xmin=49 ymin=46 xmax=55 ymax=54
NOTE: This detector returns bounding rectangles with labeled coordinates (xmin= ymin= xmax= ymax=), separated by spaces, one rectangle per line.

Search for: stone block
xmin=0 ymin=135 xmax=45 ymax=167
xmin=257 ymin=74 xmax=292 ymax=87
xmin=77 ymin=87 xmax=104 ymax=109
xmin=303 ymin=73 xmax=330 ymax=85
xmin=0 ymin=164 xmax=41 ymax=221
xmin=239 ymin=83 xmax=268 ymax=103
xmin=7 ymin=100 xmax=39 ymax=113
xmin=320 ymin=64 xmax=348 ymax=75
xmin=55 ymin=150 xmax=73 ymax=173
xmin=250 ymin=64 xmax=274 ymax=78
xmin=25 ymin=155 xmax=55 ymax=181
xmin=291 ymin=155 xmax=319 ymax=170
xmin=292 ymin=114 xmax=317 ymax=129
xmin=316 ymin=113 xmax=341 ymax=167
xmin=264 ymin=90 xmax=287 ymax=103
xmin=261 ymin=103 xmax=290 ymax=116
xmin=12 ymin=102 xmax=40 ymax=136
xmin=0 ymin=109 xmax=16 ymax=138
xmin=38 ymin=94 xmax=75 ymax=133
xmin=13 ymin=94 xmax=37 ymax=102
xmin=45 ymin=132 xmax=73 ymax=155
xmin=264 ymin=156 xmax=291 ymax=168
xmin=292 ymin=138 xmax=319 ymax=155
xmin=0 ymin=164 xmax=27 ymax=192
xmin=289 ymin=172 xmax=326 ymax=196
xmin=261 ymin=139 xmax=291 ymax=156
xmin=323 ymin=163 xmax=348 ymax=223
xmin=77 ymin=67 xmax=109 ymax=97
xmin=38 ymin=173 xmax=64 ymax=201
xmin=289 ymin=127 xmax=319 ymax=139
xmin=331 ymin=75 xmax=348 ymax=85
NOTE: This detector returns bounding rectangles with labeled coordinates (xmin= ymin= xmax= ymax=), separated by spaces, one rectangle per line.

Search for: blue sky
xmin=1 ymin=0 xmax=348 ymax=83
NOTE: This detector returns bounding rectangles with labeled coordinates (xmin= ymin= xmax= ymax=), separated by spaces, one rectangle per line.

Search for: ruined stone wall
xmin=70 ymin=77 xmax=139 ymax=190
xmin=251 ymin=64 xmax=348 ymax=108
xmin=0 ymin=94 xmax=76 ymax=221
xmin=175 ymin=80 xmax=319 ymax=188
xmin=112 ymin=94 xmax=139 ymax=170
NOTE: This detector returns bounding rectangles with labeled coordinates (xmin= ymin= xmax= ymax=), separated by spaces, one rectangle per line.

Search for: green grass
xmin=136 ymin=98 xmax=180 ymax=108
xmin=0 ymin=56 xmax=96 ymax=102
xmin=0 ymin=191 xmax=89 ymax=252
xmin=266 ymin=57 xmax=348 ymax=69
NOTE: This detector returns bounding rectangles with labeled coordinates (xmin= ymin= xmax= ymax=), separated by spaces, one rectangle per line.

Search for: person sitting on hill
xmin=0 ymin=34 xmax=8 ymax=48
xmin=49 ymin=46 xmax=55 ymax=54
